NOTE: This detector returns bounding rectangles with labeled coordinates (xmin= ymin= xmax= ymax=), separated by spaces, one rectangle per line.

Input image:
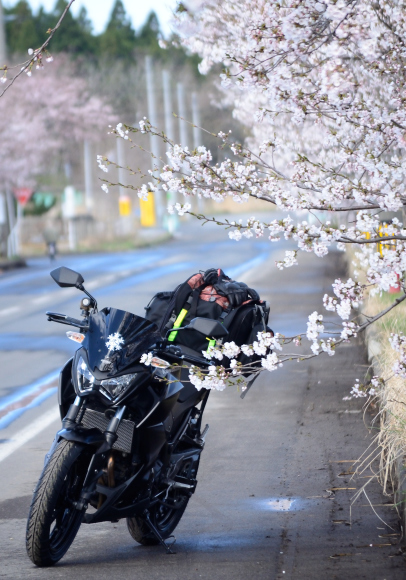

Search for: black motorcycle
xmin=26 ymin=266 xmax=228 ymax=567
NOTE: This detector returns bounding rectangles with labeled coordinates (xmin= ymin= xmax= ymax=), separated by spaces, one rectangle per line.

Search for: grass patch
xmin=359 ymin=291 xmax=406 ymax=499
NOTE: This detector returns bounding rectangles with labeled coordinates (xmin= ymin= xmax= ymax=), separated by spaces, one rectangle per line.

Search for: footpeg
xmin=195 ymin=423 xmax=209 ymax=447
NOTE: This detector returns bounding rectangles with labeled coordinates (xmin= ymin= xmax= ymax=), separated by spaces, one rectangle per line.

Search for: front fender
xmin=58 ymin=426 xmax=105 ymax=447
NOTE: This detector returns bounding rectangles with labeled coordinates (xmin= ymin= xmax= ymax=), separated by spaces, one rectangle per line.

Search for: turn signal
xmin=150 ymin=357 xmax=170 ymax=368
xmin=66 ymin=331 xmax=85 ymax=343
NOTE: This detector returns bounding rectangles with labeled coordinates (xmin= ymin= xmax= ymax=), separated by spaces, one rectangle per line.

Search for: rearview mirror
xmin=50 ymin=267 xmax=84 ymax=288
xmin=185 ymin=317 xmax=229 ymax=339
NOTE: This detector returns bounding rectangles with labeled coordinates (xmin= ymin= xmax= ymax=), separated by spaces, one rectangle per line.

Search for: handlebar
xmin=46 ymin=311 xmax=89 ymax=330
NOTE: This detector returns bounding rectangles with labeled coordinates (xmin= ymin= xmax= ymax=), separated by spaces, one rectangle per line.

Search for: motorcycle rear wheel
xmin=26 ymin=440 xmax=89 ymax=567
xmin=127 ymin=493 xmax=190 ymax=545
xmin=127 ymin=454 xmax=200 ymax=545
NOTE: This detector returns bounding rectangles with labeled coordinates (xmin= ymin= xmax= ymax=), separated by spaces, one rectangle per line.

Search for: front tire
xmin=26 ymin=440 xmax=89 ymax=567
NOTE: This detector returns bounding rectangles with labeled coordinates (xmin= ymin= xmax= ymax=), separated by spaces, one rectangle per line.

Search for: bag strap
xmin=167 ymin=289 xmax=201 ymax=342
xmin=222 ymin=299 xmax=260 ymax=329
xmin=255 ymin=304 xmax=267 ymax=332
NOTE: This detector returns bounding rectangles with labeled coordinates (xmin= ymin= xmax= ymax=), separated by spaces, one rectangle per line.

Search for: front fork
xmin=73 ymin=404 xmax=128 ymax=510
xmin=46 ymin=397 xmax=128 ymax=510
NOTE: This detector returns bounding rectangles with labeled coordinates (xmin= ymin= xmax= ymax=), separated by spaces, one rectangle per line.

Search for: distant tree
xmin=3 ymin=0 xmax=201 ymax=74
xmin=47 ymin=0 xmax=97 ymax=55
xmin=4 ymin=1 xmax=41 ymax=55
xmin=134 ymin=11 xmax=160 ymax=55
xmin=0 ymin=59 xmax=115 ymax=190
xmin=99 ymin=0 xmax=136 ymax=60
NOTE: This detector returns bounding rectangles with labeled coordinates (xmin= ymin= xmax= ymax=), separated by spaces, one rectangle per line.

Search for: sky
xmin=7 ymin=0 xmax=178 ymax=36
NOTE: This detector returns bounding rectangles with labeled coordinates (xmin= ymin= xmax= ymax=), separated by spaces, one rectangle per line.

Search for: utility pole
xmin=177 ymin=82 xmax=195 ymax=213
xmin=191 ymin=92 xmax=202 ymax=150
xmin=145 ymin=55 xmax=163 ymax=228
xmin=6 ymin=190 xmax=16 ymax=257
xmin=176 ymin=82 xmax=188 ymax=148
xmin=162 ymin=70 xmax=175 ymax=141
xmin=0 ymin=0 xmax=7 ymax=66
xmin=162 ymin=70 xmax=177 ymax=232
xmin=191 ymin=92 xmax=204 ymax=212
xmin=84 ymin=140 xmax=93 ymax=214
xmin=116 ymin=137 xmax=132 ymax=234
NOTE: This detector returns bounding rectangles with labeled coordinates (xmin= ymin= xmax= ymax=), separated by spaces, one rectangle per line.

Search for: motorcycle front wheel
xmin=26 ymin=440 xmax=89 ymax=567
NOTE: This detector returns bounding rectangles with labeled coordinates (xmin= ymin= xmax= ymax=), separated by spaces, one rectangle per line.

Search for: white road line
xmin=0 ymin=306 xmax=20 ymax=317
xmin=32 ymin=294 xmax=52 ymax=305
xmin=0 ymin=408 xmax=60 ymax=463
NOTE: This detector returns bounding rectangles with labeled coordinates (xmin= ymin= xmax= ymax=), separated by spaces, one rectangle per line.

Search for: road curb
xmin=365 ymin=326 xmax=406 ymax=539
xmin=0 ymin=259 xmax=27 ymax=273
xmin=395 ymin=456 xmax=406 ymax=538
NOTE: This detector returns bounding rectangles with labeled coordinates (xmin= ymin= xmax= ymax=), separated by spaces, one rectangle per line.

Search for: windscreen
xmin=83 ymin=307 xmax=160 ymax=378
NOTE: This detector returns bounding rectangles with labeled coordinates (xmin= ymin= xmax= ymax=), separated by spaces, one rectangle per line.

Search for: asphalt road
xmin=0 ymin=217 xmax=405 ymax=579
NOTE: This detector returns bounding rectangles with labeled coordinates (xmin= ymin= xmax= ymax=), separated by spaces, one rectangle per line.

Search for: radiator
xmin=78 ymin=408 xmax=135 ymax=454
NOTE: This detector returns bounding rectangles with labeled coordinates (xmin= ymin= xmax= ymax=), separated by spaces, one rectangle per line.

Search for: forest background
xmin=0 ymin=0 xmax=241 ymax=255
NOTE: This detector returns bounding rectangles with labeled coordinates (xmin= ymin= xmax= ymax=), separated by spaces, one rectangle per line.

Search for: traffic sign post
xmin=13 ymin=188 xmax=33 ymax=207
xmin=9 ymin=188 xmax=33 ymax=256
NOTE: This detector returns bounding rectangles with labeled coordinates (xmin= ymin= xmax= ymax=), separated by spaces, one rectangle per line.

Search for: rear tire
xmin=126 ymin=494 xmax=190 ymax=546
xmin=26 ymin=440 xmax=89 ymax=567
xmin=127 ymin=516 xmax=159 ymax=546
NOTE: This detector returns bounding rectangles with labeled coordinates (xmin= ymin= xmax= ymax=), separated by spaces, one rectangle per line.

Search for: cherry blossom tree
xmin=100 ymin=0 xmax=406 ymax=394
xmin=0 ymin=59 xmax=114 ymax=190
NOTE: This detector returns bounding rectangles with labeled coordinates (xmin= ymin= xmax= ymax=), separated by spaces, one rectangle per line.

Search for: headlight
xmin=101 ymin=373 xmax=137 ymax=399
xmin=75 ymin=356 xmax=99 ymax=394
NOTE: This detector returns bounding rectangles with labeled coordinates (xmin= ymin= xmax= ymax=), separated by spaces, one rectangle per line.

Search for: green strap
xmin=207 ymin=338 xmax=216 ymax=349
xmin=168 ymin=308 xmax=188 ymax=342
xmin=168 ymin=304 xmax=217 ymax=350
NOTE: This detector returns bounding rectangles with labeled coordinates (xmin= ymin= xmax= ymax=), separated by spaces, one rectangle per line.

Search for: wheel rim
xmin=154 ymin=493 xmax=188 ymax=534
xmin=151 ymin=456 xmax=198 ymax=536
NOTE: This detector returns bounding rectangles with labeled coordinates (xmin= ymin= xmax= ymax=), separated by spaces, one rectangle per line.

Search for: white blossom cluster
xmin=189 ymin=365 xmax=229 ymax=391
xmin=306 ymin=312 xmax=337 ymax=355
xmin=323 ymin=278 xmax=363 ymax=321
xmin=140 ymin=352 xmax=153 ymax=366
xmin=192 ymin=332 xmax=283 ymax=390
xmin=276 ymin=250 xmax=298 ymax=271
xmin=343 ymin=376 xmax=383 ymax=400
xmin=306 ymin=312 xmax=324 ymax=342
xmin=167 ymin=202 xmax=192 ymax=216
xmin=389 ymin=333 xmax=406 ymax=378
xmin=97 ymin=155 xmax=108 ymax=173
xmin=340 ymin=322 xmax=358 ymax=341
xmin=203 ymin=332 xmax=282 ymax=361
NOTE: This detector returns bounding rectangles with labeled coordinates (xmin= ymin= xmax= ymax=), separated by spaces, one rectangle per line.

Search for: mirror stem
xmin=77 ymin=284 xmax=98 ymax=312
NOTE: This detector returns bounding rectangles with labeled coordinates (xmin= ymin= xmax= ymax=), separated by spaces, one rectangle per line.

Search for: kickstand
xmin=143 ymin=510 xmax=176 ymax=554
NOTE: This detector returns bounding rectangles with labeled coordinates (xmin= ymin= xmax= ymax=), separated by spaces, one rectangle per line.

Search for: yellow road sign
xmin=140 ymin=192 xmax=156 ymax=227
xmin=119 ymin=195 xmax=132 ymax=217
